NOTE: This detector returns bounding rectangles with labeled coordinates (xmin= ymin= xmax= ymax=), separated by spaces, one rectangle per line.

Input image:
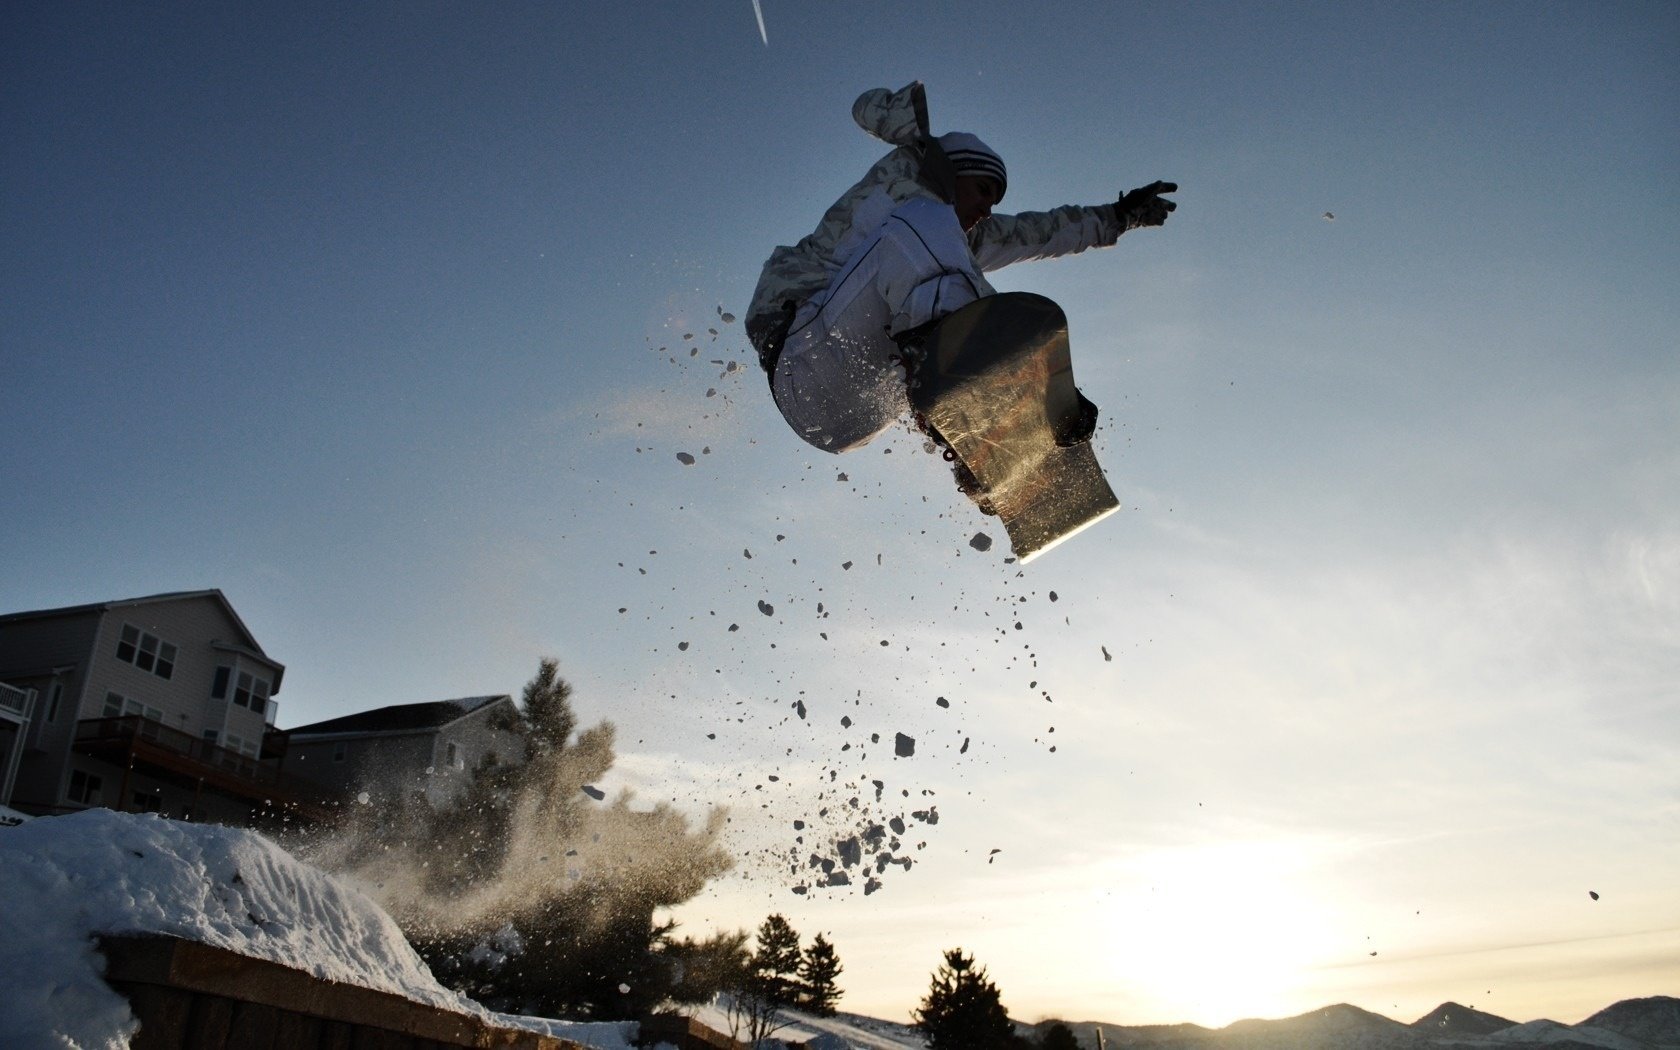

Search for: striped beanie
xmin=937 ymin=132 xmax=1007 ymax=202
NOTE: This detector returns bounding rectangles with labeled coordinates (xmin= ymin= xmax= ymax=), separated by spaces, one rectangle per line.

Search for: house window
xmin=67 ymin=770 xmax=103 ymax=805
xmin=46 ymin=682 xmax=63 ymax=721
xmin=231 ymin=671 xmax=271 ymax=712
xmin=202 ymin=729 xmax=219 ymax=744
xmin=446 ymin=741 xmax=461 ymax=769
xmin=117 ymin=624 xmax=176 ymax=679
xmin=333 ymin=742 xmax=347 ymax=763
xmin=104 ymin=692 xmax=163 ymax=723
xmin=211 ymin=666 xmax=231 ymax=700
xmin=132 ymin=790 xmax=163 ymax=814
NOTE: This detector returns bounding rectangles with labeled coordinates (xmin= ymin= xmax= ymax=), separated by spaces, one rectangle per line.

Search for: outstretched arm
xmin=970 ymin=181 xmax=1178 ymax=272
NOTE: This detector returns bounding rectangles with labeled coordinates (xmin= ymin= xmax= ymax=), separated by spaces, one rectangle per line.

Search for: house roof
xmin=1 ymin=589 xmax=261 ymax=647
xmin=285 ymin=695 xmax=512 ymax=738
xmin=0 ymin=590 xmax=282 ymax=688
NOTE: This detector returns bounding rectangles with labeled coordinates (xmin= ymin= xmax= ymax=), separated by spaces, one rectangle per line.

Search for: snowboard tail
xmin=908 ymin=292 xmax=1119 ymax=562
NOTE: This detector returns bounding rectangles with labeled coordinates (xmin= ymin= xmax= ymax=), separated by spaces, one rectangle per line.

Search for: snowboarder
xmin=745 ymin=81 xmax=1177 ymax=455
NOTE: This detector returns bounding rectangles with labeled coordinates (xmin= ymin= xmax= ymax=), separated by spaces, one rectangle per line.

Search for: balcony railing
xmin=0 ymin=682 xmax=35 ymax=721
xmin=73 ymin=716 xmax=325 ymax=805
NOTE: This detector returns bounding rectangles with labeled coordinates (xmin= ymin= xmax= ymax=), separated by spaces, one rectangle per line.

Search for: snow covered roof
xmin=286 ymin=695 xmax=513 ymax=738
xmin=0 ymin=809 xmax=645 ymax=1050
xmin=0 ymin=809 xmax=474 ymax=1047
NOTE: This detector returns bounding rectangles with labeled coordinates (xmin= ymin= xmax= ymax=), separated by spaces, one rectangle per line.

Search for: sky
xmin=3 ymin=0 xmax=1678 ymax=1031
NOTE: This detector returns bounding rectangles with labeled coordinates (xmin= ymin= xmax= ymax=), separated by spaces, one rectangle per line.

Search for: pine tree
xmin=913 ymin=948 xmax=1017 ymax=1050
xmin=666 ymin=928 xmax=750 ymax=1005
xmin=725 ymin=913 xmax=804 ymax=1046
xmin=798 ymin=932 xmax=843 ymax=1016
xmin=752 ymin=913 xmax=804 ymax=1004
xmin=519 ymin=656 xmax=576 ymax=757
xmin=1040 ymin=1021 xmax=1080 ymax=1050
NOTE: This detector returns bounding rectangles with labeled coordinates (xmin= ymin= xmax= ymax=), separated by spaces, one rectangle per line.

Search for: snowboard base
xmin=908 ymin=292 xmax=1119 ymax=562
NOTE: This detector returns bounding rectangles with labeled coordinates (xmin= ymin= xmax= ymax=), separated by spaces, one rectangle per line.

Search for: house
xmin=0 ymin=590 xmax=323 ymax=824
xmin=283 ymin=695 xmax=524 ymax=806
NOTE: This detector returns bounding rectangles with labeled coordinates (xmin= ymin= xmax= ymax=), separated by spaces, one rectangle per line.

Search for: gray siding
xmin=84 ymin=594 xmax=280 ymax=744
xmin=0 ymin=593 xmax=287 ymax=819
xmin=287 ymin=699 xmax=524 ymax=807
xmin=0 ymin=610 xmax=101 ymax=810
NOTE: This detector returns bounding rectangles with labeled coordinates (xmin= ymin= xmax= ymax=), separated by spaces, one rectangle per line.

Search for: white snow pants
xmin=772 ymin=197 xmax=994 ymax=453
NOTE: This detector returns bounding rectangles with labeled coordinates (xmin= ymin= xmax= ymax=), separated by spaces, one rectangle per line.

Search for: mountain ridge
xmin=1026 ymin=995 xmax=1680 ymax=1050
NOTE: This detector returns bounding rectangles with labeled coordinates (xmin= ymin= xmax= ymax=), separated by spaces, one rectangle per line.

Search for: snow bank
xmin=0 ymin=810 xmax=472 ymax=1047
xmin=687 ymin=999 xmax=926 ymax=1050
xmin=0 ymin=810 xmax=636 ymax=1050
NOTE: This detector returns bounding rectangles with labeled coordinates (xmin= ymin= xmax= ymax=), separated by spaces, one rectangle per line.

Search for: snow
xmin=0 ymin=811 xmax=641 ymax=1050
xmin=687 ymin=999 xmax=925 ymax=1049
xmin=1486 ymin=1019 xmax=1643 ymax=1048
xmin=0 ymin=810 xmax=930 ymax=1050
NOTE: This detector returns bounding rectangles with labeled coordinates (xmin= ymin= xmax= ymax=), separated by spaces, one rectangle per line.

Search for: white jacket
xmin=746 ymin=82 xmax=1129 ymax=369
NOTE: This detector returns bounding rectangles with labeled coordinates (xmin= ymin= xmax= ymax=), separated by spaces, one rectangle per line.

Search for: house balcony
xmin=0 ymin=681 xmax=35 ymax=724
xmin=73 ymin=716 xmax=332 ymax=819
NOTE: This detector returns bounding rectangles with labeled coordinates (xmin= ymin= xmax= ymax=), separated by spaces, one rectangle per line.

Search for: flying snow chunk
xmin=1323 ymin=211 xmax=1336 ymax=221
xmin=758 ymin=600 xmax=774 ymax=616
xmin=969 ymin=532 xmax=993 ymax=552
xmin=676 ymin=452 xmax=696 ymax=466
xmin=894 ymin=733 xmax=915 ymax=758
xmin=582 ymin=785 xmax=605 ymax=800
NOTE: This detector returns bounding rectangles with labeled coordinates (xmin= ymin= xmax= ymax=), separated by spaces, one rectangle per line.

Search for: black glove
xmin=1115 ymin=181 xmax=1178 ymax=228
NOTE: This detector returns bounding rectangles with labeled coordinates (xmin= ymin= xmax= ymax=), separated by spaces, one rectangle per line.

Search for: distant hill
xmin=1581 ymin=998 xmax=1680 ymax=1048
xmin=1410 ymin=1001 xmax=1517 ymax=1036
xmin=1027 ymin=995 xmax=1680 ymax=1050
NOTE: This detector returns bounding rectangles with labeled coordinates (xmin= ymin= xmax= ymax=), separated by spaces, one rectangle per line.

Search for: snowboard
xmin=907 ymin=292 xmax=1119 ymax=563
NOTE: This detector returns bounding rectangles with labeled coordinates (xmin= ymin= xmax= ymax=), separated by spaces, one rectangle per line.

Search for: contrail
xmin=751 ymin=0 xmax=768 ymax=45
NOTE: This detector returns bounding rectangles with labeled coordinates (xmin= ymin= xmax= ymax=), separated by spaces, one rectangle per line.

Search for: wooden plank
xmin=123 ymin=983 xmax=192 ymax=1050
xmin=321 ymin=1019 xmax=356 ymax=1050
xmin=349 ymin=1025 xmax=412 ymax=1050
xmin=271 ymin=1008 xmax=325 ymax=1050
xmin=98 ymin=936 xmax=590 ymax=1050
xmin=185 ymin=994 xmax=235 ymax=1050
xmin=101 ymin=936 xmax=477 ymax=1044
xmin=227 ymin=999 xmax=280 ymax=1050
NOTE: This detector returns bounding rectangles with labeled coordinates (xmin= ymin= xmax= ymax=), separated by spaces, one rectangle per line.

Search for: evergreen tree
xmin=914 ymin=949 xmax=1017 ymax=1050
xmin=666 ymin=928 xmax=750 ymax=1005
xmin=1040 ymin=1021 xmax=1080 ymax=1050
xmin=519 ymin=656 xmax=576 ymax=757
xmin=725 ymin=913 xmax=805 ymax=1045
xmin=752 ymin=913 xmax=804 ymax=1003
xmin=798 ymin=932 xmax=843 ymax=1016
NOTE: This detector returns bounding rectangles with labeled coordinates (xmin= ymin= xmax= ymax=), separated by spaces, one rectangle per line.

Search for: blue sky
xmin=4 ymin=0 xmax=1677 ymax=1029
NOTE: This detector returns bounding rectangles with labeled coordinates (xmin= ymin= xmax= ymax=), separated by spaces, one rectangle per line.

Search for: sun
xmin=1095 ymin=840 xmax=1342 ymax=1027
